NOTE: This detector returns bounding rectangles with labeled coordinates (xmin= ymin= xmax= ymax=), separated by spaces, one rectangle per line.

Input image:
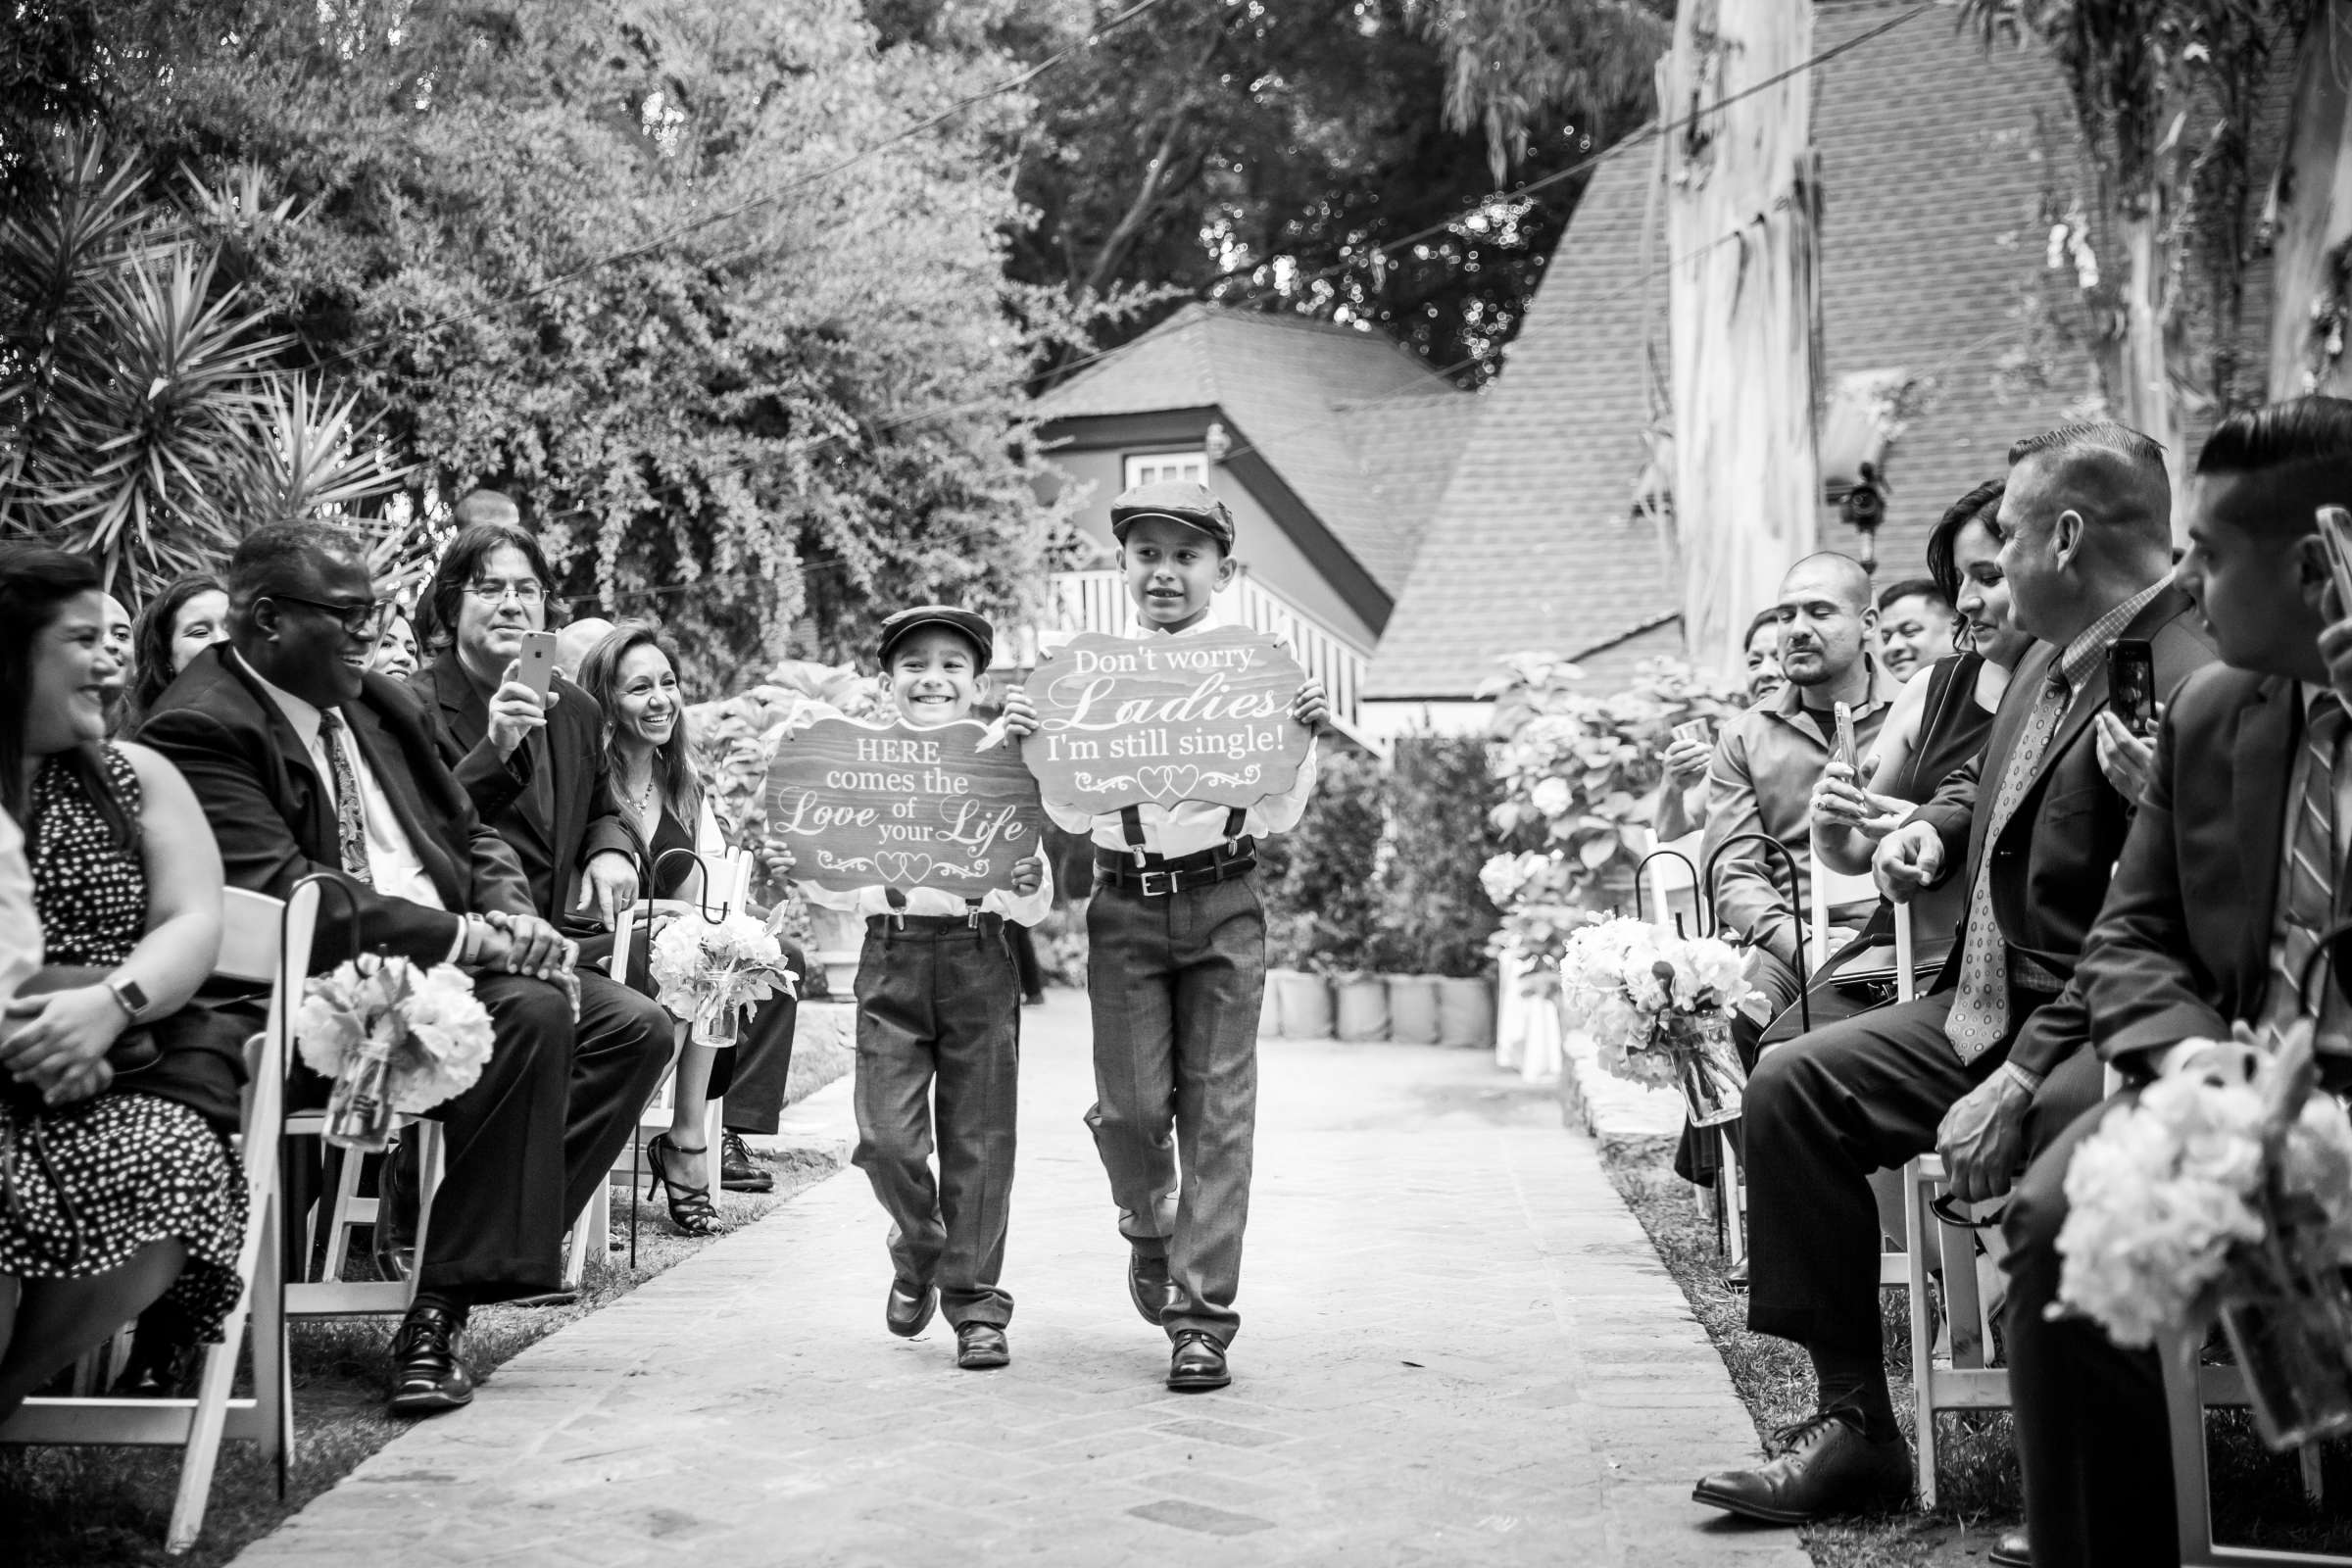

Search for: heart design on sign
xmin=873 ymin=852 xmax=936 ymax=884
xmin=1134 ymin=764 xmax=1202 ymax=802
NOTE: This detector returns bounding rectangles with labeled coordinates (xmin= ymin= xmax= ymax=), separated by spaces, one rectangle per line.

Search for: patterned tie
xmin=318 ymin=710 xmax=375 ymax=887
xmin=2264 ymin=695 xmax=2348 ymax=1037
xmin=1944 ymin=663 xmax=2074 ymax=1061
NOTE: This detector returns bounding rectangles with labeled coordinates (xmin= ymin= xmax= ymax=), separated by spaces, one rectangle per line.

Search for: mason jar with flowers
xmin=1558 ymin=914 xmax=1752 ymax=1126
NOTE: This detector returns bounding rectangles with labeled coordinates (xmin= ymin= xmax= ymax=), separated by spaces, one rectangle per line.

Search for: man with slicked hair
xmin=1693 ymin=423 xmax=2217 ymax=1528
xmin=1999 ymin=398 xmax=2352 ymax=1566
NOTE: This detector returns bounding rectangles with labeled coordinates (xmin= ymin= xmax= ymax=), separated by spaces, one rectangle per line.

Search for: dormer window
xmin=1125 ymin=452 xmax=1206 ymax=488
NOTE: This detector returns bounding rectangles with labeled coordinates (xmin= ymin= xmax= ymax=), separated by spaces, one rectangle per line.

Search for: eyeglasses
xmin=270 ymin=594 xmax=392 ymax=638
xmin=466 ymin=579 xmax=546 ymax=607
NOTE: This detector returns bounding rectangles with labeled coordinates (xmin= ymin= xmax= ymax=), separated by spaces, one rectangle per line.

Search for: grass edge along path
xmin=2 ymin=1151 xmax=844 ymax=1568
xmin=1598 ymin=1142 xmax=2351 ymax=1568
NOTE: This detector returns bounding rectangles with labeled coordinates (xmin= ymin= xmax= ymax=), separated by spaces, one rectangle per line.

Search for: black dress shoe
xmin=1989 ymin=1528 xmax=2032 ymax=1567
xmin=1128 ymin=1252 xmax=1175 ymax=1325
xmin=956 ymin=1323 xmax=1009 ymax=1370
xmin=1691 ymin=1413 xmax=1909 ymax=1523
xmin=886 ymin=1277 xmax=937 ymax=1338
xmin=1167 ymin=1330 xmax=1230 ymax=1392
xmin=387 ymin=1303 xmax=475 ymax=1416
xmin=719 ymin=1130 xmax=775 ymax=1194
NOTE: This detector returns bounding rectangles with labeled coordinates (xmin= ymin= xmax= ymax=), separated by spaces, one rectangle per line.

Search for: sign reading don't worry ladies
xmin=1021 ymin=627 xmax=1311 ymax=814
xmin=763 ymin=717 xmax=1045 ymax=895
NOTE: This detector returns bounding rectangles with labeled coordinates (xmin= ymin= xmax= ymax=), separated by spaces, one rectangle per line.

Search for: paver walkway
xmin=234 ymin=994 xmax=1804 ymax=1568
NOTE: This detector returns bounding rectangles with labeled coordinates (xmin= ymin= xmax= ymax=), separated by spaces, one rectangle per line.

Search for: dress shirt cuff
xmin=2000 ymin=1059 xmax=2044 ymax=1098
xmin=448 ymin=915 xmax=479 ymax=966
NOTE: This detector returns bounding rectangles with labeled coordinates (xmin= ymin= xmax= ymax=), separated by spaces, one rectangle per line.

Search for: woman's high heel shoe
xmin=644 ymin=1133 xmax=720 ymax=1237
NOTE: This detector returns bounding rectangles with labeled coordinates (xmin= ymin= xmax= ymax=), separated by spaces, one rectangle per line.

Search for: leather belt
xmin=1094 ymin=839 xmax=1256 ymax=898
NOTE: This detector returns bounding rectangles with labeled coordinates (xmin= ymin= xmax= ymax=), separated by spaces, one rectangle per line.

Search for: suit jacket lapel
xmin=217 ymin=651 xmax=337 ymax=857
xmin=2234 ymin=677 xmax=2296 ymax=991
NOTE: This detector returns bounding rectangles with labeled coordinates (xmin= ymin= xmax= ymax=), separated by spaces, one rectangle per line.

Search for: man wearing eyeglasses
xmin=139 ymin=522 xmax=667 ymax=1419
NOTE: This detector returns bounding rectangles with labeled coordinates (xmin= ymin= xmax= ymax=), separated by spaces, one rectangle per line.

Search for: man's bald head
xmin=556 ymin=616 xmax=615 ymax=679
xmin=453 ymin=489 xmax=522 ymax=531
xmin=1780 ymin=551 xmax=1874 ymax=614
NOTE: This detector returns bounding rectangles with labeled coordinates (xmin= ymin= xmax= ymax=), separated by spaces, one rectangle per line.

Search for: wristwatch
xmin=106 ymin=973 xmax=153 ymax=1024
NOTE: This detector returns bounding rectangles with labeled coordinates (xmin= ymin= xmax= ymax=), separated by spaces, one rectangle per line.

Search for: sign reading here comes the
xmin=1021 ymin=627 xmax=1311 ymax=815
xmin=762 ymin=716 xmax=1045 ymax=895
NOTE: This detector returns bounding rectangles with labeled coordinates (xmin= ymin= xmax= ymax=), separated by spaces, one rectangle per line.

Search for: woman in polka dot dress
xmin=0 ymin=546 xmax=245 ymax=1421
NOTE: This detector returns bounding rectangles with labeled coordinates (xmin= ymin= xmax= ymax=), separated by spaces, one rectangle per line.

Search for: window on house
xmin=1124 ymin=452 xmax=1205 ymax=489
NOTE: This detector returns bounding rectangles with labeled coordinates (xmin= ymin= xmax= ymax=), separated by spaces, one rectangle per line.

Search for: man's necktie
xmin=318 ymin=710 xmax=375 ymax=887
xmin=2264 ymin=695 xmax=2348 ymax=1038
xmin=1944 ymin=663 xmax=2073 ymax=1061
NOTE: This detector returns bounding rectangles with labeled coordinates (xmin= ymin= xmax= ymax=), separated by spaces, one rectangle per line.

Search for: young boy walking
xmin=799 ymin=607 xmax=1050 ymax=1372
xmin=1035 ymin=480 xmax=1325 ymax=1392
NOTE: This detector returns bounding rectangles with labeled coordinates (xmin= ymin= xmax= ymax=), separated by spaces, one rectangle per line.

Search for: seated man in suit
xmin=403 ymin=523 xmax=686 ymax=1228
xmin=1692 ymin=422 xmax=2217 ymax=1525
xmin=139 ymin=522 xmax=669 ymax=1417
xmin=2003 ymin=397 xmax=2352 ymax=1568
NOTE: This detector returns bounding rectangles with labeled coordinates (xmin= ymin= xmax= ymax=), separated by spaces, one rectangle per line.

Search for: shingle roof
xmin=1037 ymin=305 xmax=1470 ymax=594
xmin=1368 ymin=0 xmax=2100 ymax=699
xmin=1339 ymin=392 xmax=1486 ymax=556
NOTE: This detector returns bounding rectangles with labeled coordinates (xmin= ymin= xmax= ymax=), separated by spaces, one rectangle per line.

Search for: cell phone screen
xmin=2107 ymin=639 xmax=2156 ymax=738
xmin=516 ymin=630 xmax=559 ymax=700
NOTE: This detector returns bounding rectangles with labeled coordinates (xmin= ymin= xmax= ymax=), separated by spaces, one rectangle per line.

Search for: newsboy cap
xmin=1109 ymin=479 xmax=1236 ymax=551
xmin=876 ymin=605 xmax=996 ymax=671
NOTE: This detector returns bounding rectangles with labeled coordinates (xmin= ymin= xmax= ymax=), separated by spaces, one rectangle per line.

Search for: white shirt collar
xmin=233 ymin=649 xmax=326 ymax=752
xmin=1144 ymin=610 xmax=1224 ymax=640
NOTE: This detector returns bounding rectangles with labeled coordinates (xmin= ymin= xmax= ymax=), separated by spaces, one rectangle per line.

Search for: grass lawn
xmin=3 ymin=1152 xmax=840 ymax=1568
xmin=1602 ymin=1143 xmax=2352 ymax=1568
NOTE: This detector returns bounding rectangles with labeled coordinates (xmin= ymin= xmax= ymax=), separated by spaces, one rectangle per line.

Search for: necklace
xmin=621 ymin=760 xmax=660 ymax=825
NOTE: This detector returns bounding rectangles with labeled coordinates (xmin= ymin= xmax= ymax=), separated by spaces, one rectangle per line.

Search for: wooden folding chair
xmin=0 ymin=879 xmax=322 ymax=1552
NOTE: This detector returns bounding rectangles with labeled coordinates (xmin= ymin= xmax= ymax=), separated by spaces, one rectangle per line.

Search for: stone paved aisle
xmin=235 ymin=994 xmax=1804 ymax=1568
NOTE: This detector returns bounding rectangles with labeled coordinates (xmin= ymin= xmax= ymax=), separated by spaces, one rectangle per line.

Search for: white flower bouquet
xmin=1559 ymin=914 xmax=1752 ymax=1126
xmin=2055 ymin=1022 xmax=2352 ymax=1449
xmin=649 ymin=909 xmax=799 ymax=1048
xmin=296 ymin=955 xmax=497 ymax=1151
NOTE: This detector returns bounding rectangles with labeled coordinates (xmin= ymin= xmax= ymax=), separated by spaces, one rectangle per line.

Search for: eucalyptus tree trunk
xmin=1664 ymin=0 xmax=1823 ymax=679
xmin=2119 ymin=200 xmax=2182 ymax=508
xmin=2268 ymin=1 xmax=2352 ymax=401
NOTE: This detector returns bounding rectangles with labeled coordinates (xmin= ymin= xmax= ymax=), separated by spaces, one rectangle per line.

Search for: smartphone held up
xmin=2106 ymin=638 xmax=2156 ymax=739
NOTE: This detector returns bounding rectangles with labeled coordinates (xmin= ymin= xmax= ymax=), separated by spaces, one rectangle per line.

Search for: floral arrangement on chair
xmin=1558 ymin=913 xmax=1752 ymax=1126
xmin=649 ymin=910 xmax=799 ymax=1050
xmin=2055 ymin=1022 xmax=2352 ymax=1449
xmin=296 ymin=956 xmax=497 ymax=1152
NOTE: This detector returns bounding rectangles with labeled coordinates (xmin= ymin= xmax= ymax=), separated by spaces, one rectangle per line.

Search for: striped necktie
xmin=318 ymin=710 xmax=375 ymax=887
xmin=1944 ymin=663 xmax=2072 ymax=1062
xmin=2264 ymin=694 xmax=2347 ymax=1036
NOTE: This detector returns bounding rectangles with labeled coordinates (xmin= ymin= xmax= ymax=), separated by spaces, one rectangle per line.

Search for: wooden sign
xmin=1022 ymin=628 xmax=1311 ymax=814
xmin=763 ymin=717 xmax=1046 ymax=895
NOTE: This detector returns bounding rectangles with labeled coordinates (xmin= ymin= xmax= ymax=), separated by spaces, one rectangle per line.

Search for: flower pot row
xmin=1260 ymin=968 xmax=1496 ymax=1047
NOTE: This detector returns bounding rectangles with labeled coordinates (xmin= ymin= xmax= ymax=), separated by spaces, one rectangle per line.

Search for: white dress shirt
xmin=238 ymin=654 xmax=466 ymax=959
xmin=1039 ymin=614 xmax=1320 ymax=858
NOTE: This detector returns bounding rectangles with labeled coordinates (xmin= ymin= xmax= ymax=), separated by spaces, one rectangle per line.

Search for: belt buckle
xmin=1138 ymin=868 xmax=1173 ymax=898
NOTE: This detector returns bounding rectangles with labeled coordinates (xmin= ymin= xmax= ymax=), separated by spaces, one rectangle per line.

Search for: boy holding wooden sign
xmin=774 ymin=606 xmax=1051 ymax=1373
xmin=1020 ymin=479 xmax=1327 ymax=1394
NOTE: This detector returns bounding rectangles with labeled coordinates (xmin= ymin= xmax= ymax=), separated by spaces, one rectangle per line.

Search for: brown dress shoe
xmin=956 ymin=1323 xmax=1009 ymax=1370
xmin=1691 ymin=1413 xmax=1910 ymax=1524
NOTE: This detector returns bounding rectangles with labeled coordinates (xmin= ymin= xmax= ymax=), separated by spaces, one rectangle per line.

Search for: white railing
xmin=1043 ymin=567 xmax=1383 ymax=754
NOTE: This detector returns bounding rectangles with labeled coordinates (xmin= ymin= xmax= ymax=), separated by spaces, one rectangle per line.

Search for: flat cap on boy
xmin=1109 ymin=479 xmax=1236 ymax=550
xmin=876 ymin=605 xmax=996 ymax=671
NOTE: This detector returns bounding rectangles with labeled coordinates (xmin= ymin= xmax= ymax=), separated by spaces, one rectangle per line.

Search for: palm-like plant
xmin=1 ymin=134 xmax=418 ymax=596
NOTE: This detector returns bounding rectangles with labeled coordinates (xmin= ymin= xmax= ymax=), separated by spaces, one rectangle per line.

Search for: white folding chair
xmin=2161 ymin=1326 xmax=2336 ymax=1565
xmin=0 ymin=881 xmax=318 ymax=1551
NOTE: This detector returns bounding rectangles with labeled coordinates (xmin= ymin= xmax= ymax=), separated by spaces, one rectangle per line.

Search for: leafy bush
xmin=1264 ymin=750 xmax=1387 ymax=973
xmin=1378 ymin=735 xmax=1500 ymax=978
xmin=1484 ymin=653 xmax=1743 ymax=906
